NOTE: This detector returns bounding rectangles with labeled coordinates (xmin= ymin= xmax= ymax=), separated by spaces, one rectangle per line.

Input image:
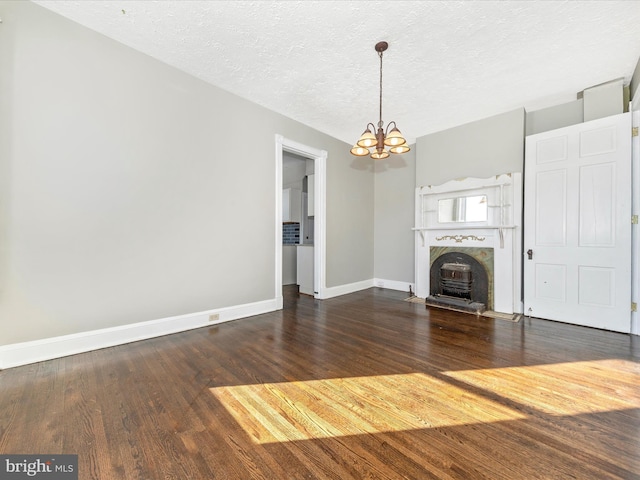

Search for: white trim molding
xmin=373 ymin=278 xmax=415 ymax=293
xmin=319 ymin=278 xmax=414 ymax=299
xmin=0 ymin=276 xmax=419 ymax=369
xmin=318 ymin=279 xmax=374 ymax=299
xmin=632 ymin=109 xmax=640 ymax=336
xmin=0 ymin=298 xmax=279 ymax=369
xmin=275 ymin=135 xmax=328 ymax=300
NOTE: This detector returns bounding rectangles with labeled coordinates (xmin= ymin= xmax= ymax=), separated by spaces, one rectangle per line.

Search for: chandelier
xmin=350 ymin=41 xmax=410 ymax=159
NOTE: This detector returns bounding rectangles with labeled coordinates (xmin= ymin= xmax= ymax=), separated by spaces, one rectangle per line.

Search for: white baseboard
xmin=316 ymin=278 xmax=414 ymax=300
xmin=373 ymin=278 xmax=415 ymax=294
xmin=0 ymin=298 xmax=279 ymax=370
xmin=317 ymin=279 xmax=374 ymax=299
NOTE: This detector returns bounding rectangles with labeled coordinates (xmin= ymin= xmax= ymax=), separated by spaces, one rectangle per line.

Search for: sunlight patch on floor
xmin=444 ymin=359 xmax=640 ymax=416
xmin=210 ymin=372 xmax=526 ymax=444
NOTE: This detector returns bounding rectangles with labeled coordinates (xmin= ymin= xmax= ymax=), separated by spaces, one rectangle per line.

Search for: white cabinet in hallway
xmin=282 ymin=188 xmax=302 ymax=223
xmin=296 ymin=245 xmax=314 ymax=295
xmin=282 ymin=246 xmax=297 ymax=285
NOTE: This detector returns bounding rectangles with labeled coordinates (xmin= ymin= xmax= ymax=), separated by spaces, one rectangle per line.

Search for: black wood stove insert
xmin=426 ymin=252 xmax=488 ymax=314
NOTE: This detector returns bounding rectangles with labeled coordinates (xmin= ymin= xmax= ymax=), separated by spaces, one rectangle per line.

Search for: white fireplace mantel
xmin=414 ymin=173 xmax=523 ymax=314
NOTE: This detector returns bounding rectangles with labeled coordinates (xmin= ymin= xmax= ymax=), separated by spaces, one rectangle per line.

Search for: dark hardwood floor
xmin=1 ymin=286 xmax=639 ymax=479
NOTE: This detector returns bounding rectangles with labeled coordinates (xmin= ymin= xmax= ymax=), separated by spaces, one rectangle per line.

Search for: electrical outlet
xmin=209 ymin=314 xmax=220 ymax=322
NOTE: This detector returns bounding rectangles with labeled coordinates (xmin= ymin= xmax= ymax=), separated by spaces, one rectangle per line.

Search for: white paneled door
xmin=524 ymin=112 xmax=632 ymax=333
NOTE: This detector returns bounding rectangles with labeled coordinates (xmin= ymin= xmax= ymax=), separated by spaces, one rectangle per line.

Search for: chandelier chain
xmin=378 ymin=49 xmax=383 ymax=128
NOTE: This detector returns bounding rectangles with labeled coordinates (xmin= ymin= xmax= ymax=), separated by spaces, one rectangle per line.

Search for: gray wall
xmin=326 ymin=157 xmax=374 ymax=287
xmin=0 ymin=1 xmax=373 ymax=345
xmin=282 ymin=154 xmax=307 ymax=190
xmin=373 ymin=151 xmax=416 ymax=284
xmin=583 ymin=79 xmax=625 ymax=121
xmin=415 ymin=108 xmax=526 ymax=187
xmin=526 ymin=99 xmax=584 ymax=136
xmin=527 ymin=79 xmax=626 ymax=136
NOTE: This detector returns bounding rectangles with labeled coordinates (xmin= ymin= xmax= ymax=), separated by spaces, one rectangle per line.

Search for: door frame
xmin=275 ymin=135 xmax=327 ymax=307
xmin=632 ymin=109 xmax=639 ymax=335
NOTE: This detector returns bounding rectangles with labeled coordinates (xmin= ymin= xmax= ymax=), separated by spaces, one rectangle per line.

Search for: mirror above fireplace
xmin=438 ymin=195 xmax=487 ymax=223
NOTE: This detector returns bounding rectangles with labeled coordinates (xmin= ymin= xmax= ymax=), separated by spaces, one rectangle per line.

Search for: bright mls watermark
xmin=0 ymin=455 xmax=77 ymax=479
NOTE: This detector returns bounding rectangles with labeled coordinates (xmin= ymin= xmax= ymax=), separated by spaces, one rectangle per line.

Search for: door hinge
xmin=633 ymin=215 xmax=639 ymax=225
xmin=632 ymin=302 xmax=637 ymax=313
xmin=633 ymin=127 xmax=639 ymax=137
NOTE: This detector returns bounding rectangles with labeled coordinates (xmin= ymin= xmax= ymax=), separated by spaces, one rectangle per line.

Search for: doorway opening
xmin=275 ymin=135 xmax=327 ymax=308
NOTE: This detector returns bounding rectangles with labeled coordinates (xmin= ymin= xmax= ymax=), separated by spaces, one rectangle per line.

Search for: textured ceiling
xmin=32 ymin=1 xmax=640 ymax=145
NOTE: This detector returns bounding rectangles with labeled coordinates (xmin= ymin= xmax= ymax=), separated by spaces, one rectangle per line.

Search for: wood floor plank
xmin=1 ymin=286 xmax=638 ymax=479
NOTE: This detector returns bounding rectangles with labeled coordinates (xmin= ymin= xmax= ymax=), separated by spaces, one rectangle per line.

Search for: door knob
xmin=527 ymin=249 xmax=533 ymax=260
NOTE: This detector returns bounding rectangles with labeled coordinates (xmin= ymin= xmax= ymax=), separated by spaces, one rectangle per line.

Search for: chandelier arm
xmin=385 ymin=120 xmax=397 ymax=136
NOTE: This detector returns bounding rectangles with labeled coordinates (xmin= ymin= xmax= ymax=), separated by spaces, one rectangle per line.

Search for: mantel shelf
xmin=412 ymin=225 xmax=517 ymax=231
xmin=418 ymin=182 xmax=512 ymax=196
